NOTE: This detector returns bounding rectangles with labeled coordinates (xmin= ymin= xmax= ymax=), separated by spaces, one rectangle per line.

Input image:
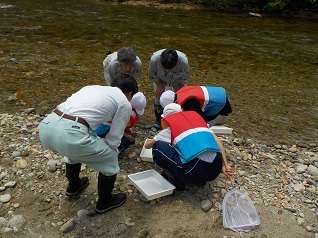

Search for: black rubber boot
xmin=95 ymin=173 xmax=126 ymax=214
xmin=153 ymin=103 xmax=163 ymax=130
xmin=65 ymin=163 xmax=89 ymax=197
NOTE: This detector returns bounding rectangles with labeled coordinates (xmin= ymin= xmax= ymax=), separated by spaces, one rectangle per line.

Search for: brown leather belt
xmin=53 ymin=109 xmax=89 ymax=128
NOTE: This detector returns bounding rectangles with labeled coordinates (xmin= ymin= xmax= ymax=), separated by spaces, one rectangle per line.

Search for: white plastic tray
xmin=140 ymin=139 xmax=153 ymax=162
xmin=128 ymin=169 xmax=175 ymax=201
xmin=210 ymin=126 xmax=233 ymax=134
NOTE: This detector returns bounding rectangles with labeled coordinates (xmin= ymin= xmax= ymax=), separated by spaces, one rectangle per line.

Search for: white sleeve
xmin=105 ymin=102 xmax=131 ymax=149
xmin=153 ymin=128 xmax=171 ymax=143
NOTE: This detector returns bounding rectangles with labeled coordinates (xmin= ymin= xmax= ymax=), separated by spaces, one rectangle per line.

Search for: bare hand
xmin=222 ymin=164 xmax=233 ymax=177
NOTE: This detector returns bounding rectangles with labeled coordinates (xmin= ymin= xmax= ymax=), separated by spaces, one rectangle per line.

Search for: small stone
xmin=124 ymin=217 xmax=135 ymax=226
xmin=295 ymin=165 xmax=307 ymax=174
xmin=21 ymin=150 xmax=30 ymax=157
xmin=0 ymin=194 xmax=11 ymax=203
xmin=4 ymin=181 xmax=17 ymax=188
xmin=306 ymin=226 xmax=313 ymax=232
xmin=7 ymin=215 xmax=25 ymax=229
xmin=283 ymin=206 xmax=296 ymax=213
xmin=308 ymin=165 xmax=318 ymax=176
xmin=60 ymin=218 xmax=77 ymax=233
xmin=77 ymin=209 xmax=89 ymax=218
xmin=12 ymin=151 xmax=21 ymax=158
xmin=0 ymin=173 xmax=7 ymax=181
xmin=16 ymin=159 xmax=28 ymax=169
xmin=201 ymin=199 xmax=212 ymax=212
xmin=0 ymin=217 xmax=7 ymax=225
xmin=294 ymin=184 xmax=305 ymax=192
xmin=128 ymin=152 xmax=136 ymax=159
xmin=297 ymin=217 xmax=304 ymax=225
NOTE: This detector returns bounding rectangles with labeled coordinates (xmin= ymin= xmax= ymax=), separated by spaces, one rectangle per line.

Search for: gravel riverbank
xmin=0 ymin=108 xmax=317 ymax=237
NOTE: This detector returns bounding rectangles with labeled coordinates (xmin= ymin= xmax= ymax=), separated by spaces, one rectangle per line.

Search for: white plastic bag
xmin=222 ymin=184 xmax=260 ymax=232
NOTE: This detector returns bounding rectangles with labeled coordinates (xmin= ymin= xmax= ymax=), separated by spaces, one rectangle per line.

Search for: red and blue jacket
xmin=162 ymin=111 xmax=220 ymax=164
xmin=177 ymin=86 xmax=226 ymax=116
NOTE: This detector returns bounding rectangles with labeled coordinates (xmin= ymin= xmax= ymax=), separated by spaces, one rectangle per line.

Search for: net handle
xmin=229 ymin=176 xmax=236 ymax=188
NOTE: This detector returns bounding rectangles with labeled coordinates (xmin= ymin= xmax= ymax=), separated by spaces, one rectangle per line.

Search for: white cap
xmin=163 ymin=103 xmax=182 ymax=118
xmin=160 ymin=90 xmax=175 ymax=108
xmin=131 ymin=92 xmax=146 ymax=115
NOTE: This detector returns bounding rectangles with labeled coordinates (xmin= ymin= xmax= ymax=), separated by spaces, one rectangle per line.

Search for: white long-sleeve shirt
xmin=57 ymin=85 xmax=131 ymax=149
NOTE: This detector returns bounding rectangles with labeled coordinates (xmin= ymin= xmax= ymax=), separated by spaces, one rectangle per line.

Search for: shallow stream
xmin=1 ymin=0 xmax=317 ymax=145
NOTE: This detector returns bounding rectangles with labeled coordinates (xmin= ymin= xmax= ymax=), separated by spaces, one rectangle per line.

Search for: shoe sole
xmin=65 ymin=180 xmax=89 ymax=197
xmin=95 ymin=198 xmax=126 ymax=214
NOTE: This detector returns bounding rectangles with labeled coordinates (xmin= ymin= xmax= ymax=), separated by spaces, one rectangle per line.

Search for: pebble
xmin=308 ymin=165 xmax=318 ymax=176
xmin=294 ymin=184 xmax=306 ymax=192
xmin=0 ymin=173 xmax=7 ymax=180
xmin=297 ymin=217 xmax=304 ymax=225
xmin=60 ymin=218 xmax=77 ymax=233
xmin=4 ymin=181 xmax=16 ymax=188
xmin=295 ymin=165 xmax=308 ymax=174
xmin=125 ymin=217 xmax=135 ymax=226
xmin=0 ymin=194 xmax=11 ymax=203
xmin=16 ymin=159 xmax=28 ymax=169
xmin=77 ymin=209 xmax=89 ymax=218
xmin=201 ymin=199 xmax=213 ymax=212
xmin=0 ymin=217 xmax=7 ymax=225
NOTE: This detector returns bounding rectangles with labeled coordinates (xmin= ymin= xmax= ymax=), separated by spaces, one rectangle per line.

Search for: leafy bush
xmin=168 ymin=0 xmax=318 ymax=14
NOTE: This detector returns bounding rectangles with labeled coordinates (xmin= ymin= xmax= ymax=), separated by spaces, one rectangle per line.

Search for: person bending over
xmin=145 ymin=103 xmax=232 ymax=190
xmin=38 ymin=74 xmax=138 ymax=214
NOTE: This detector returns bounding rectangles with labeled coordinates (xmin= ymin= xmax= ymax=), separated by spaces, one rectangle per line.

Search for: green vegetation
xmin=161 ymin=0 xmax=318 ymax=14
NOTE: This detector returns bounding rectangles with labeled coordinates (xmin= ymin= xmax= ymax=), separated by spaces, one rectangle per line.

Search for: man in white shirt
xmin=148 ymin=49 xmax=190 ymax=129
xmin=103 ymin=47 xmax=142 ymax=85
xmin=38 ymin=74 xmax=138 ymax=214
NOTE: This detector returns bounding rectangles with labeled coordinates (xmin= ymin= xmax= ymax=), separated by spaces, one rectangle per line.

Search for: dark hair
xmin=160 ymin=49 xmax=178 ymax=69
xmin=112 ymin=74 xmax=138 ymax=95
xmin=117 ymin=47 xmax=137 ymax=64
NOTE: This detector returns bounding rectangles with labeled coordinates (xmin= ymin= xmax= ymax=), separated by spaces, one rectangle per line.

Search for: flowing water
xmin=1 ymin=0 xmax=317 ymax=145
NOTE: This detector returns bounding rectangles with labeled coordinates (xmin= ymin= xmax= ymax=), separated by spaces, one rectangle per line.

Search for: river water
xmin=1 ymin=0 xmax=317 ymax=145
